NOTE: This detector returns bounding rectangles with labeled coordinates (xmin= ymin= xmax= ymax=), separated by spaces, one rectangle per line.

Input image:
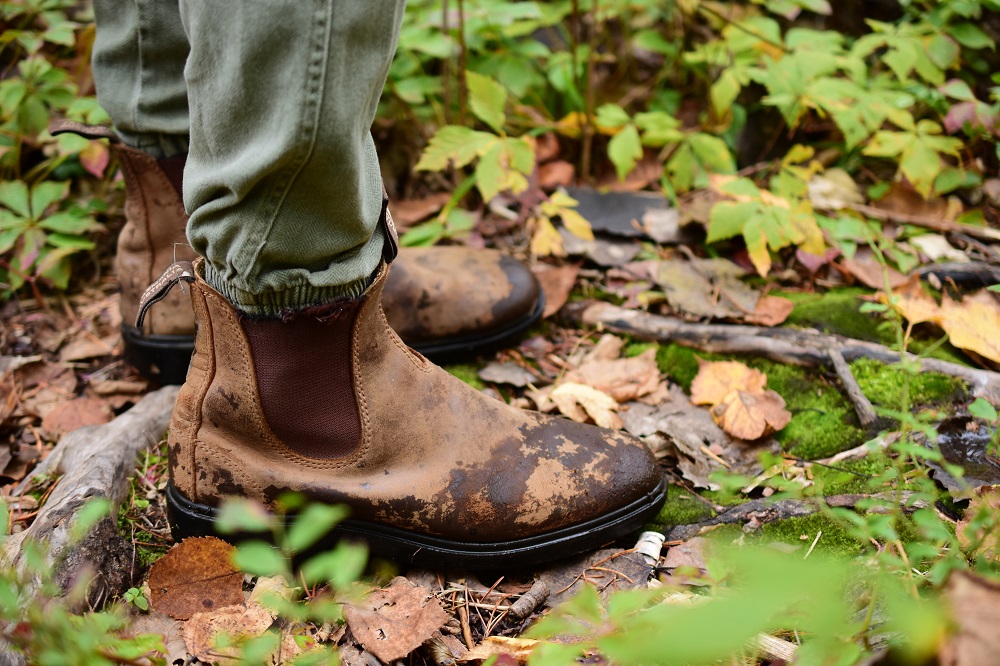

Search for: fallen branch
xmin=828 ymin=349 xmax=878 ymax=428
xmin=1 ymin=386 xmax=179 ymax=600
xmin=844 ymin=203 xmax=1000 ymax=243
xmin=578 ymin=302 xmax=1000 ymax=405
xmin=661 ymin=492 xmax=920 ymax=542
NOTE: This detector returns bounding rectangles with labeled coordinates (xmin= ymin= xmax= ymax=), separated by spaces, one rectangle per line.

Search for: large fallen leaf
xmin=40 ymin=396 xmax=113 ymax=437
xmin=550 ymin=382 xmax=623 ymax=429
xmin=941 ymin=571 xmax=1000 ymax=666
xmin=838 ymin=251 xmax=908 ymax=290
xmin=126 ymin=612 xmax=187 ymax=665
xmin=532 ymin=263 xmax=580 ymax=318
xmin=391 ymin=193 xmax=451 ymax=228
xmin=807 ymin=168 xmax=864 ymax=211
xmin=690 ymin=360 xmax=767 ymax=406
xmin=478 ymin=362 xmax=539 ymax=388
xmin=956 ymin=486 xmax=1000 ymax=561
xmin=892 ymin=281 xmax=1000 ymax=363
xmin=711 ymin=389 xmax=792 ymax=441
xmin=344 ymin=577 xmax=448 ymax=663
xmin=459 ymin=636 xmax=540 ymax=664
xmin=564 ymin=348 xmax=661 ymax=403
xmin=182 ymin=602 xmax=274 ymax=664
xmin=652 ymin=258 xmax=759 ymax=320
xmin=148 ymin=537 xmax=245 ymax=620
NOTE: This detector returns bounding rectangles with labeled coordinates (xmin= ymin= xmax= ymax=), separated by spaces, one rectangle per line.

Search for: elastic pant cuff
xmin=204 ymin=261 xmax=376 ymax=316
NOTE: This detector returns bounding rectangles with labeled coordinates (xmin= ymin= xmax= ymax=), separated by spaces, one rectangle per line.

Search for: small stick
xmin=804 ymin=531 xmax=823 ymax=559
xmin=751 ymin=633 xmax=798 ymax=662
xmin=828 ymin=349 xmax=878 ymax=428
xmin=457 ymin=604 xmax=474 ymax=650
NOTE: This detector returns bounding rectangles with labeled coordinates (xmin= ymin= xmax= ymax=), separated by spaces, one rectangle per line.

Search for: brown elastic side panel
xmin=157 ymin=153 xmax=187 ymax=199
xmin=240 ymin=300 xmax=363 ymax=459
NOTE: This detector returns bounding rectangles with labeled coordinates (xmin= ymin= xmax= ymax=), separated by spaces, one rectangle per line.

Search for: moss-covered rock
xmin=782 ymin=289 xmax=890 ymax=344
xmin=851 ymin=358 xmax=966 ymax=409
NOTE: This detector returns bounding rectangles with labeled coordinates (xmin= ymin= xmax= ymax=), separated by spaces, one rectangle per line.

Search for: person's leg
xmin=180 ymin=0 xmax=400 ymax=314
xmin=146 ymin=0 xmax=665 ymax=567
xmin=92 ymin=0 xmax=189 ymax=158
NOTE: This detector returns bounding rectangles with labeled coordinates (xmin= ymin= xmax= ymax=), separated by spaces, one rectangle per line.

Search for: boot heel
xmin=122 ymin=325 xmax=194 ymax=385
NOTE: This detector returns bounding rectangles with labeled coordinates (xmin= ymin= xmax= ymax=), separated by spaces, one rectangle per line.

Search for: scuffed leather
xmin=168 ymin=261 xmax=661 ymax=543
xmin=382 ymin=247 xmax=540 ymax=345
xmin=115 ymin=144 xmax=197 ymax=336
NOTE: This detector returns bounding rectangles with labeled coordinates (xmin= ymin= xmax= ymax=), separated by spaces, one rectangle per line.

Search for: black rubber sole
xmin=122 ymin=294 xmax=546 ymax=384
xmin=166 ymin=475 xmax=667 ymax=570
xmin=122 ymin=325 xmax=194 ymax=386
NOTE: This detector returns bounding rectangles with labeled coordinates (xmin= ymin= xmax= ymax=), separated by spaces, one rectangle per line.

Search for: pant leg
xmin=179 ymin=0 xmax=405 ymax=315
xmin=92 ymin=0 xmax=190 ymax=158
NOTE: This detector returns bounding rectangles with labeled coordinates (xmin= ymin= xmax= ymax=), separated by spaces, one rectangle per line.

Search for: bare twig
xmin=844 ymin=202 xmax=1000 ymax=243
xmin=828 ymin=349 xmax=878 ymax=428
xmin=508 ymin=581 xmax=550 ymax=620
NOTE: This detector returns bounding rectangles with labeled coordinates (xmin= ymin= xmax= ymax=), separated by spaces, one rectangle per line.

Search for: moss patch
xmin=851 ymin=358 xmax=965 ymax=409
xmin=810 ymin=453 xmax=894 ymax=495
xmin=757 ymin=513 xmax=865 ymax=557
xmin=655 ymin=343 xmax=712 ymax=392
xmin=781 ymin=289 xmax=889 ymax=344
xmin=647 ymin=484 xmax=715 ymax=530
xmin=750 ymin=359 xmax=866 ymax=460
xmin=445 ymin=363 xmax=485 ymax=390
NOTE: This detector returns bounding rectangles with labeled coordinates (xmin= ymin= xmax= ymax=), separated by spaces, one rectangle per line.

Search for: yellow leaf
xmin=530 ymin=217 xmax=565 ymax=257
xmin=690 ymin=360 xmax=767 ymax=406
xmin=554 ymin=111 xmax=587 ymax=139
xmin=939 ymin=291 xmax=1000 ymax=364
xmin=559 ymin=207 xmax=594 ymax=241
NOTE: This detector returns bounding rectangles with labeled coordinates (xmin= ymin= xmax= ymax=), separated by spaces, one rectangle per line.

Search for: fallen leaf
xmin=558 ymin=228 xmax=642 ymax=266
xmin=652 ymin=258 xmax=760 ymax=320
xmin=807 ymin=168 xmax=864 ymax=211
xmin=16 ymin=362 xmax=77 ymax=419
xmin=538 ymin=548 xmax=654 ymax=606
xmin=746 ymin=295 xmax=795 ymax=326
xmin=390 ymin=193 xmax=451 ymax=228
xmin=910 ymin=234 xmax=969 ymax=263
xmin=539 ymin=160 xmax=575 ymax=190
xmin=344 ymin=577 xmax=449 ymax=663
xmin=956 ymin=486 xmax=1000 ymax=561
xmin=459 ymin=637 xmax=540 ymax=664
xmin=126 ymin=612 xmax=187 ymax=665
xmin=478 ymin=362 xmax=539 ymax=388
xmin=711 ymin=389 xmax=792 ymax=440
xmin=182 ymin=602 xmax=274 ymax=664
xmin=892 ymin=277 xmax=942 ymax=325
xmin=874 ymin=181 xmax=957 ymax=222
xmin=88 ymin=379 xmax=149 ymax=395
xmin=838 ymin=251 xmax=908 ymax=290
xmin=941 ymin=571 xmax=1000 ymax=666
xmin=565 ymin=348 xmax=661 ymax=403
xmin=148 ymin=537 xmax=245 ymax=620
xmin=40 ymin=396 xmax=113 ymax=437
xmin=0 ymin=355 xmax=42 ymax=382
xmin=690 ymin=360 xmax=767 ymax=406
xmin=663 ymin=536 xmax=711 ymax=570
xmin=892 ymin=282 xmax=1000 ymax=364
xmin=550 ymin=382 xmax=623 ymax=429
xmin=532 ymin=263 xmax=580 ymax=318
xmin=59 ymin=331 xmax=117 ymax=362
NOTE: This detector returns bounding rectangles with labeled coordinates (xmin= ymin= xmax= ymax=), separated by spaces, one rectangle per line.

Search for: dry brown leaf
xmin=533 ymin=263 xmax=580 ymax=319
xmin=458 ymin=636 xmax=540 ymax=664
xmin=40 ymin=396 xmax=113 ymax=437
xmin=746 ymin=295 xmax=795 ymax=326
xmin=538 ymin=160 xmax=575 ymax=190
xmin=127 ymin=612 xmax=188 ymax=665
xmin=711 ymin=389 xmax=792 ymax=441
xmin=16 ymin=362 xmax=77 ymax=419
xmin=550 ymin=382 xmax=623 ymax=429
xmin=956 ymin=486 xmax=1000 ymax=561
xmin=59 ymin=332 xmax=117 ymax=362
xmin=565 ymin=348 xmax=661 ymax=403
xmin=183 ymin=602 xmax=274 ymax=664
xmin=344 ymin=577 xmax=449 ymax=664
xmin=892 ymin=277 xmax=941 ymax=325
xmin=690 ymin=360 xmax=767 ymax=406
xmin=663 ymin=536 xmax=710 ymax=571
xmin=941 ymin=571 xmax=1000 ymax=666
xmin=838 ymin=252 xmax=908 ymax=290
xmin=390 ymin=193 xmax=451 ymax=228
xmin=478 ymin=362 xmax=539 ymax=388
xmin=148 ymin=537 xmax=245 ymax=620
xmin=582 ymin=334 xmax=625 ymax=363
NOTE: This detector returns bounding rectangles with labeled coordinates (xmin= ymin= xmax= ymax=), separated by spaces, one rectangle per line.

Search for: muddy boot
xmin=141 ymin=258 xmax=665 ymax=569
xmin=52 ymin=121 xmax=197 ymax=385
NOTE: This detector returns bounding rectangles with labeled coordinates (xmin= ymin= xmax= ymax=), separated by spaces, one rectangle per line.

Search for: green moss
xmin=647 ymin=484 xmax=715 ymax=529
xmin=445 ymin=363 xmax=485 ymax=390
xmin=624 ymin=342 xmax=658 ymax=358
xmin=655 ymin=343 xmax=710 ymax=392
xmin=750 ymin=360 xmax=866 ymax=460
xmin=810 ymin=454 xmax=894 ymax=495
xmin=781 ymin=289 xmax=890 ymax=344
xmin=851 ymin=358 xmax=966 ymax=409
xmin=758 ymin=514 xmax=865 ymax=557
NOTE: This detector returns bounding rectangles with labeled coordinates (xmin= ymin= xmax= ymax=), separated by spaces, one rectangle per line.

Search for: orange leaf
xmin=690 ymin=360 xmax=767 ymax=406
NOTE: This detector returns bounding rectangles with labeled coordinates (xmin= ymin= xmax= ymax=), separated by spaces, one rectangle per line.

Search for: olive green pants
xmin=92 ymin=1 xmax=405 ymax=314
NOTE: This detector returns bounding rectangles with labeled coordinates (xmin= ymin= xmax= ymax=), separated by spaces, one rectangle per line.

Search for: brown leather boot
xmin=141 ymin=260 xmax=665 ymax=569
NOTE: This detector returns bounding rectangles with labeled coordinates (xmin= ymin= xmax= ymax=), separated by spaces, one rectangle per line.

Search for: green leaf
xmin=415 ymin=126 xmax=496 ymax=171
xmin=466 ymin=71 xmax=507 ymax=133
xmin=284 ymin=504 xmax=348 ymax=554
xmin=39 ymin=211 xmax=94 ymax=234
xmin=232 ymin=541 xmax=289 ymax=578
xmin=475 ymin=141 xmax=507 ymax=202
xmin=665 ymin=142 xmax=695 ymax=192
xmin=607 ymin=124 xmax=643 ymax=181
xmin=0 ymin=181 xmax=30 ymax=218
xmin=707 ymin=201 xmax=756 ymax=243
xmin=968 ymin=397 xmax=998 ymax=422
xmin=939 ymin=78 xmax=976 ymax=101
xmin=300 ymin=542 xmax=368 ymax=589
xmin=216 ymin=498 xmax=276 ymax=534
xmin=948 ymin=22 xmax=994 ymax=50
xmin=928 ymin=35 xmax=961 ymax=70
xmin=0 ymin=228 xmax=22 ymax=255
xmin=689 ymin=133 xmax=736 ymax=174
xmin=595 ymin=103 xmax=631 ymax=130
xmin=400 ymin=219 xmax=444 ymax=247
xmin=70 ymin=497 xmax=110 ymax=543
xmin=635 ymin=111 xmax=683 ymax=147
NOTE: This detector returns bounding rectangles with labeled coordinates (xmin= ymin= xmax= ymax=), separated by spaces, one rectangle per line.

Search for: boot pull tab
xmin=49 ymin=119 xmax=121 ymax=143
xmin=380 ymin=185 xmax=398 ymax=264
xmin=135 ymin=261 xmax=196 ymax=329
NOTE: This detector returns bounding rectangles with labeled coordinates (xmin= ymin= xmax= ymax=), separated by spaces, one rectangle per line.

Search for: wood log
xmin=1 ymin=386 xmax=179 ymax=599
xmin=579 ymin=302 xmax=1000 ymax=404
